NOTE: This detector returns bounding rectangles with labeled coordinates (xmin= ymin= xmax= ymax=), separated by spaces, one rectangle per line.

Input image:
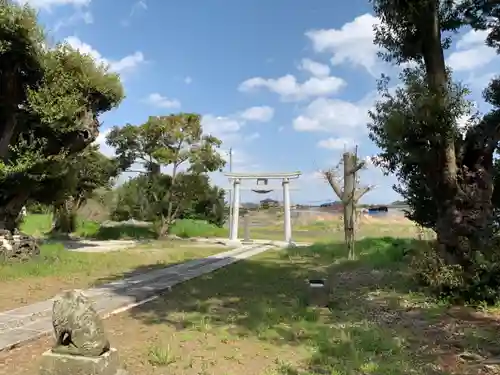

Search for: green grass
xmin=20 ymin=213 xmax=53 ymax=237
xmin=0 ymin=241 xmax=223 ymax=282
xmin=20 ymin=214 xmax=226 ymax=240
xmin=108 ymin=236 xmax=493 ymax=375
xmin=0 ymin=239 xmax=228 ymax=310
xmin=169 ymin=219 xmax=227 ymax=238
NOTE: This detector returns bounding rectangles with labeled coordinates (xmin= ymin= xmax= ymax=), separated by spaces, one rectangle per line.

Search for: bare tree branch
xmin=354 ymin=185 xmax=376 ymax=202
xmin=346 ymin=161 xmax=366 ymax=175
xmin=322 ymin=169 xmax=343 ymax=199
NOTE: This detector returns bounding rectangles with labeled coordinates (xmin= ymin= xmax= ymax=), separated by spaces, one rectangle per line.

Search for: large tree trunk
xmin=52 ymin=198 xmax=77 ymax=234
xmin=343 ymin=152 xmax=356 ymax=260
xmin=436 ymin=115 xmax=498 ymax=268
xmin=0 ymin=115 xmax=17 ymax=161
xmin=418 ymin=0 xmax=479 ymax=259
xmin=0 ymin=191 xmax=30 ymax=231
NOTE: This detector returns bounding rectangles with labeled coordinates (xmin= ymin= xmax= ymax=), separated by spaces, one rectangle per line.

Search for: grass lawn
xmin=0 ymin=241 xmax=226 ymax=311
xmin=3 ymin=236 xmax=498 ymax=375
xmin=20 ymin=213 xmax=227 ymax=240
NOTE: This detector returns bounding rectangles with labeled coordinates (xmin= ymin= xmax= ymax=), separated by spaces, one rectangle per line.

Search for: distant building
xmin=260 ymin=198 xmax=279 ymax=209
xmin=319 ymin=201 xmax=343 ymax=211
xmin=367 ymin=205 xmax=388 ymax=214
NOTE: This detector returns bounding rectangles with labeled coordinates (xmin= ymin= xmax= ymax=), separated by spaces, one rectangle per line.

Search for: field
xmin=3 ymin=210 xmax=497 ymax=375
xmin=2 ymin=236 xmax=499 ymax=375
xmin=0 ymin=213 xmax=230 ymax=311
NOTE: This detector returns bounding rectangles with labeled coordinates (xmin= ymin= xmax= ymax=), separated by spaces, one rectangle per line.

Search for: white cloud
xmin=456 ymin=29 xmax=490 ymax=49
xmin=109 ymin=52 xmax=145 ymax=74
xmin=245 ymin=132 xmax=260 ymax=141
xmin=14 ymin=0 xmax=89 ymax=9
xmin=133 ymin=0 xmax=147 ymax=11
xmin=306 ymin=14 xmax=380 ymax=75
xmin=202 ymin=114 xmax=244 ymax=144
xmin=448 ymin=29 xmax=497 ymax=71
xmin=317 ymin=137 xmax=355 ymax=150
xmin=239 ymin=106 xmax=274 ymax=122
xmin=64 ymin=36 xmax=145 ymax=74
xmin=238 ymin=74 xmax=346 ymax=101
xmin=94 ymin=128 xmax=114 ymax=158
xmin=202 ymin=105 xmax=275 ymax=145
xmin=54 ymin=10 xmax=93 ymax=31
xmin=220 ymin=148 xmax=249 ymax=166
xmin=299 ymin=58 xmax=330 ymax=77
xmin=121 ymin=0 xmax=147 ymax=26
xmin=184 ymin=76 xmax=193 ymax=84
xmin=145 ymin=93 xmax=181 ymax=109
xmin=293 ymin=96 xmax=373 ymax=134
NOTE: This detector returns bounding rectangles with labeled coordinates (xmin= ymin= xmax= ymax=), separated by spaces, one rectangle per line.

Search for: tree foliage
xmin=368 ymin=0 xmax=500 ymax=303
xmin=0 ymin=0 xmax=124 ymax=231
xmin=106 ymin=113 xmax=226 ymax=236
xmin=112 ymin=174 xmax=226 ymax=227
xmin=29 ymin=146 xmax=119 ymax=233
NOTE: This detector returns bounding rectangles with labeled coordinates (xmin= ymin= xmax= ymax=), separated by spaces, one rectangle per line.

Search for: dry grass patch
xmin=0 ymin=241 xmax=225 ymax=310
xmin=247 ymin=216 xmax=421 ymax=243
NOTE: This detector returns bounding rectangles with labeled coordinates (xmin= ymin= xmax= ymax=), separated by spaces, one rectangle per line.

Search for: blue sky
xmin=19 ymin=0 xmax=500 ymax=204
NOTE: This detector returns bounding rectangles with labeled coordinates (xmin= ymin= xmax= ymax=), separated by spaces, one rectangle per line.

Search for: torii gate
xmin=224 ymin=171 xmax=301 ymax=243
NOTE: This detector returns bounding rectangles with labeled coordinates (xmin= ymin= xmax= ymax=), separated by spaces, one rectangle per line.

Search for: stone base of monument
xmin=39 ymin=348 xmax=127 ymax=375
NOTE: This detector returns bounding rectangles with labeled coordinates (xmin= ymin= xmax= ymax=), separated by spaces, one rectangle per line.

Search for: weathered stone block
xmin=39 ymin=347 xmax=122 ymax=375
xmin=0 ymin=229 xmax=40 ymax=262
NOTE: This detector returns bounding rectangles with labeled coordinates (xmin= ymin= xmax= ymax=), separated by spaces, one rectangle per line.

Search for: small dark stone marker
xmin=307 ymin=279 xmax=329 ymax=307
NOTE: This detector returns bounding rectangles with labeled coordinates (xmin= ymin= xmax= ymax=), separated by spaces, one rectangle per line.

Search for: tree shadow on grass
xmin=82 ymin=224 xmax=158 ymax=240
xmin=91 ymin=261 xmax=186 ymax=286
xmin=100 ymin=237 xmax=500 ymax=374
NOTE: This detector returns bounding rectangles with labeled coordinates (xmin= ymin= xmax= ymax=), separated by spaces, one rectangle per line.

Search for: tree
xmin=322 ymin=149 xmax=374 ymax=260
xmin=107 ymin=114 xmax=226 ymax=236
xmin=111 ymin=173 xmax=226 ymax=230
xmin=30 ymin=146 xmax=119 ymax=233
xmin=178 ymin=177 xmax=226 ymax=227
xmin=368 ymin=0 xmax=500 ymax=301
xmin=0 ymin=0 xmax=124 ymax=232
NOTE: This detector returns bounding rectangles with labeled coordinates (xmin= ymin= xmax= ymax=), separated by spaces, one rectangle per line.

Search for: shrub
xmin=169 ymin=219 xmax=226 ymax=238
xmin=411 ymin=240 xmax=500 ymax=305
xmin=111 ymin=174 xmax=226 ymax=227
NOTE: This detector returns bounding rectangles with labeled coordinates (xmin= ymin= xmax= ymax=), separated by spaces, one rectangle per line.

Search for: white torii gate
xmin=224 ymin=172 xmax=301 ymax=243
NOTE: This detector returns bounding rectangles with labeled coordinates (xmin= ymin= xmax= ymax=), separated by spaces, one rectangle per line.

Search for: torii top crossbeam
xmin=224 ymin=171 xmax=301 ymax=180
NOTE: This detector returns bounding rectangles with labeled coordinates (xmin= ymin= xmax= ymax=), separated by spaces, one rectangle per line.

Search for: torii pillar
xmin=282 ymin=178 xmax=291 ymax=243
xmin=230 ymin=178 xmax=241 ymax=241
xmin=225 ymin=172 xmax=301 ymax=244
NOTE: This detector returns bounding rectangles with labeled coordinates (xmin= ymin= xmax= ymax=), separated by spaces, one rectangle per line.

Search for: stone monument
xmin=39 ymin=289 xmax=127 ymax=375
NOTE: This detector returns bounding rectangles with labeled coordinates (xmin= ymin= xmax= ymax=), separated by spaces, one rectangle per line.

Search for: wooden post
xmin=343 ymin=151 xmax=356 ymax=260
xmin=243 ymin=213 xmax=251 ymax=243
xmin=322 ymin=147 xmax=374 ymax=260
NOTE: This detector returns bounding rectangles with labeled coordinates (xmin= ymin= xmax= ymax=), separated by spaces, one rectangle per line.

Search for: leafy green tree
xmin=112 ymin=172 xmax=226 ymax=227
xmin=0 ymin=0 xmax=124 ymax=231
xmin=181 ymin=182 xmax=226 ymax=227
xmin=368 ymin=0 xmax=500 ymax=301
xmin=107 ymin=114 xmax=225 ymax=236
xmin=31 ymin=146 xmax=119 ymax=233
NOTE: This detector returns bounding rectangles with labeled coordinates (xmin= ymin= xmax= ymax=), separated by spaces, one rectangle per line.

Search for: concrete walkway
xmin=0 ymin=242 xmax=277 ymax=352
